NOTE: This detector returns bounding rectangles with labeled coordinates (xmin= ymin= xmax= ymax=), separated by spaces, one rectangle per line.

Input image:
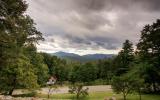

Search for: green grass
xmin=37 ymin=92 xmax=160 ymax=100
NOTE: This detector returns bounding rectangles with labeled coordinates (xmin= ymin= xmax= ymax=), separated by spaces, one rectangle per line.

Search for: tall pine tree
xmin=114 ymin=40 xmax=134 ymax=75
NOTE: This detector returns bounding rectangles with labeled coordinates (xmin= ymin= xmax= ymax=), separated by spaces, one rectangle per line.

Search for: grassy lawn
xmin=37 ymin=92 xmax=160 ymax=100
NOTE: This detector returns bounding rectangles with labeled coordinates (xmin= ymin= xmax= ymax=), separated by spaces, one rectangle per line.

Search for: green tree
xmin=133 ymin=62 xmax=159 ymax=93
xmin=114 ymin=40 xmax=134 ymax=75
xmin=131 ymin=78 xmax=144 ymax=100
xmin=96 ymin=59 xmax=114 ymax=83
xmin=69 ymin=62 xmax=97 ymax=83
xmin=41 ymin=53 xmax=58 ymax=75
xmin=0 ymin=0 xmax=44 ymax=95
xmin=126 ymin=64 xmax=145 ymax=100
xmin=69 ymin=64 xmax=81 ymax=83
xmin=80 ymin=63 xmax=97 ymax=82
xmin=53 ymin=60 xmax=69 ymax=84
xmin=0 ymin=54 xmax=38 ymax=95
xmin=111 ymin=75 xmax=133 ymax=100
xmin=69 ymin=83 xmax=89 ymax=99
xmin=25 ymin=45 xmax=49 ymax=86
xmin=42 ymin=53 xmax=70 ymax=84
xmin=137 ymin=19 xmax=160 ymax=92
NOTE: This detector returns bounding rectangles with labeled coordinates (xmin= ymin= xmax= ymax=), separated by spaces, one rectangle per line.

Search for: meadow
xmin=36 ymin=92 xmax=160 ymax=100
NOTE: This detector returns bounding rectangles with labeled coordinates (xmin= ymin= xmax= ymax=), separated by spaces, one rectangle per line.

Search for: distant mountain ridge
xmin=50 ymin=51 xmax=115 ymax=62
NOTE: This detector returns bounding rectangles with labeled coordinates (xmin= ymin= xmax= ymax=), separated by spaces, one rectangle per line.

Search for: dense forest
xmin=0 ymin=0 xmax=160 ymax=99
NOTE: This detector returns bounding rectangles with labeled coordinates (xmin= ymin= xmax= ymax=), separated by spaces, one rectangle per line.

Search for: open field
xmin=2 ymin=92 xmax=160 ymax=100
xmin=37 ymin=92 xmax=160 ymax=100
xmin=5 ymin=85 xmax=160 ymax=100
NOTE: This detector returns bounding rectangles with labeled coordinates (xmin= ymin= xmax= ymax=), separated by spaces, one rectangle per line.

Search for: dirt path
xmin=39 ymin=85 xmax=112 ymax=94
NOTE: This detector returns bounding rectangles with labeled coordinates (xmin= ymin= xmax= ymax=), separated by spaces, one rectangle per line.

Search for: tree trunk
xmin=48 ymin=87 xmax=52 ymax=99
xmin=153 ymin=82 xmax=157 ymax=93
xmin=76 ymin=90 xmax=80 ymax=99
xmin=123 ymin=93 xmax=126 ymax=100
xmin=139 ymin=89 xmax=142 ymax=100
xmin=138 ymin=89 xmax=142 ymax=100
xmin=8 ymin=88 xmax=14 ymax=95
xmin=48 ymin=92 xmax=50 ymax=99
xmin=76 ymin=93 xmax=79 ymax=99
xmin=9 ymin=77 xmax=16 ymax=95
xmin=139 ymin=93 xmax=141 ymax=100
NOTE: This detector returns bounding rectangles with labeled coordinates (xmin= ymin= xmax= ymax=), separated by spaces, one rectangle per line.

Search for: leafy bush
xmin=68 ymin=83 xmax=89 ymax=99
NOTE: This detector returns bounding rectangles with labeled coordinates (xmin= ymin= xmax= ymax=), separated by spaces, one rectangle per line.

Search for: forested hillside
xmin=51 ymin=51 xmax=115 ymax=62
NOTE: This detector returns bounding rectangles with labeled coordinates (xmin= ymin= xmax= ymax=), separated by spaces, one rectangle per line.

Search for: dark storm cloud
xmin=136 ymin=0 xmax=160 ymax=11
xmin=73 ymin=0 xmax=107 ymax=12
xmin=72 ymin=13 xmax=112 ymax=30
xmin=72 ymin=0 xmax=160 ymax=12
xmin=65 ymin=34 xmax=92 ymax=45
xmin=61 ymin=34 xmax=119 ymax=50
xmin=87 ymin=36 xmax=120 ymax=49
xmin=27 ymin=0 xmax=160 ymax=54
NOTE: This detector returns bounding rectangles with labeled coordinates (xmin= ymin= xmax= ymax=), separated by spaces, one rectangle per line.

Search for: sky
xmin=26 ymin=0 xmax=160 ymax=55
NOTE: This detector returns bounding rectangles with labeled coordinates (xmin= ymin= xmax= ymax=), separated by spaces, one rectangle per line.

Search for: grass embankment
xmin=37 ymin=92 xmax=160 ymax=100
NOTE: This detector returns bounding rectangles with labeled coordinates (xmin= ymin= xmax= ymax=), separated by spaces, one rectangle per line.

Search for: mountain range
xmin=50 ymin=51 xmax=115 ymax=62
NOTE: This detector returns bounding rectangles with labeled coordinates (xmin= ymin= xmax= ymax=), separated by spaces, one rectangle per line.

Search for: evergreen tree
xmin=137 ymin=19 xmax=160 ymax=92
xmin=115 ymin=40 xmax=134 ymax=75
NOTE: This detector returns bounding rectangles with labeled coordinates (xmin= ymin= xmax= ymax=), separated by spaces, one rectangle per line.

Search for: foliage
xmin=69 ymin=62 xmax=97 ymax=83
xmin=114 ymin=40 xmax=134 ymax=75
xmin=126 ymin=64 xmax=145 ymax=100
xmin=68 ymin=83 xmax=89 ymax=99
xmin=111 ymin=75 xmax=134 ymax=100
xmin=137 ymin=19 xmax=160 ymax=92
xmin=47 ymin=84 xmax=58 ymax=99
xmin=96 ymin=59 xmax=114 ymax=83
xmin=0 ymin=0 xmax=44 ymax=95
xmin=41 ymin=53 xmax=58 ymax=75
xmin=24 ymin=46 xmax=49 ymax=86
xmin=131 ymin=62 xmax=159 ymax=93
xmin=41 ymin=53 xmax=70 ymax=84
xmin=0 ymin=54 xmax=39 ymax=95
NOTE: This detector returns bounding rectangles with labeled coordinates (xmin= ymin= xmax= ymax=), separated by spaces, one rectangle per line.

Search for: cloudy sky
xmin=26 ymin=0 xmax=160 ymax=55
